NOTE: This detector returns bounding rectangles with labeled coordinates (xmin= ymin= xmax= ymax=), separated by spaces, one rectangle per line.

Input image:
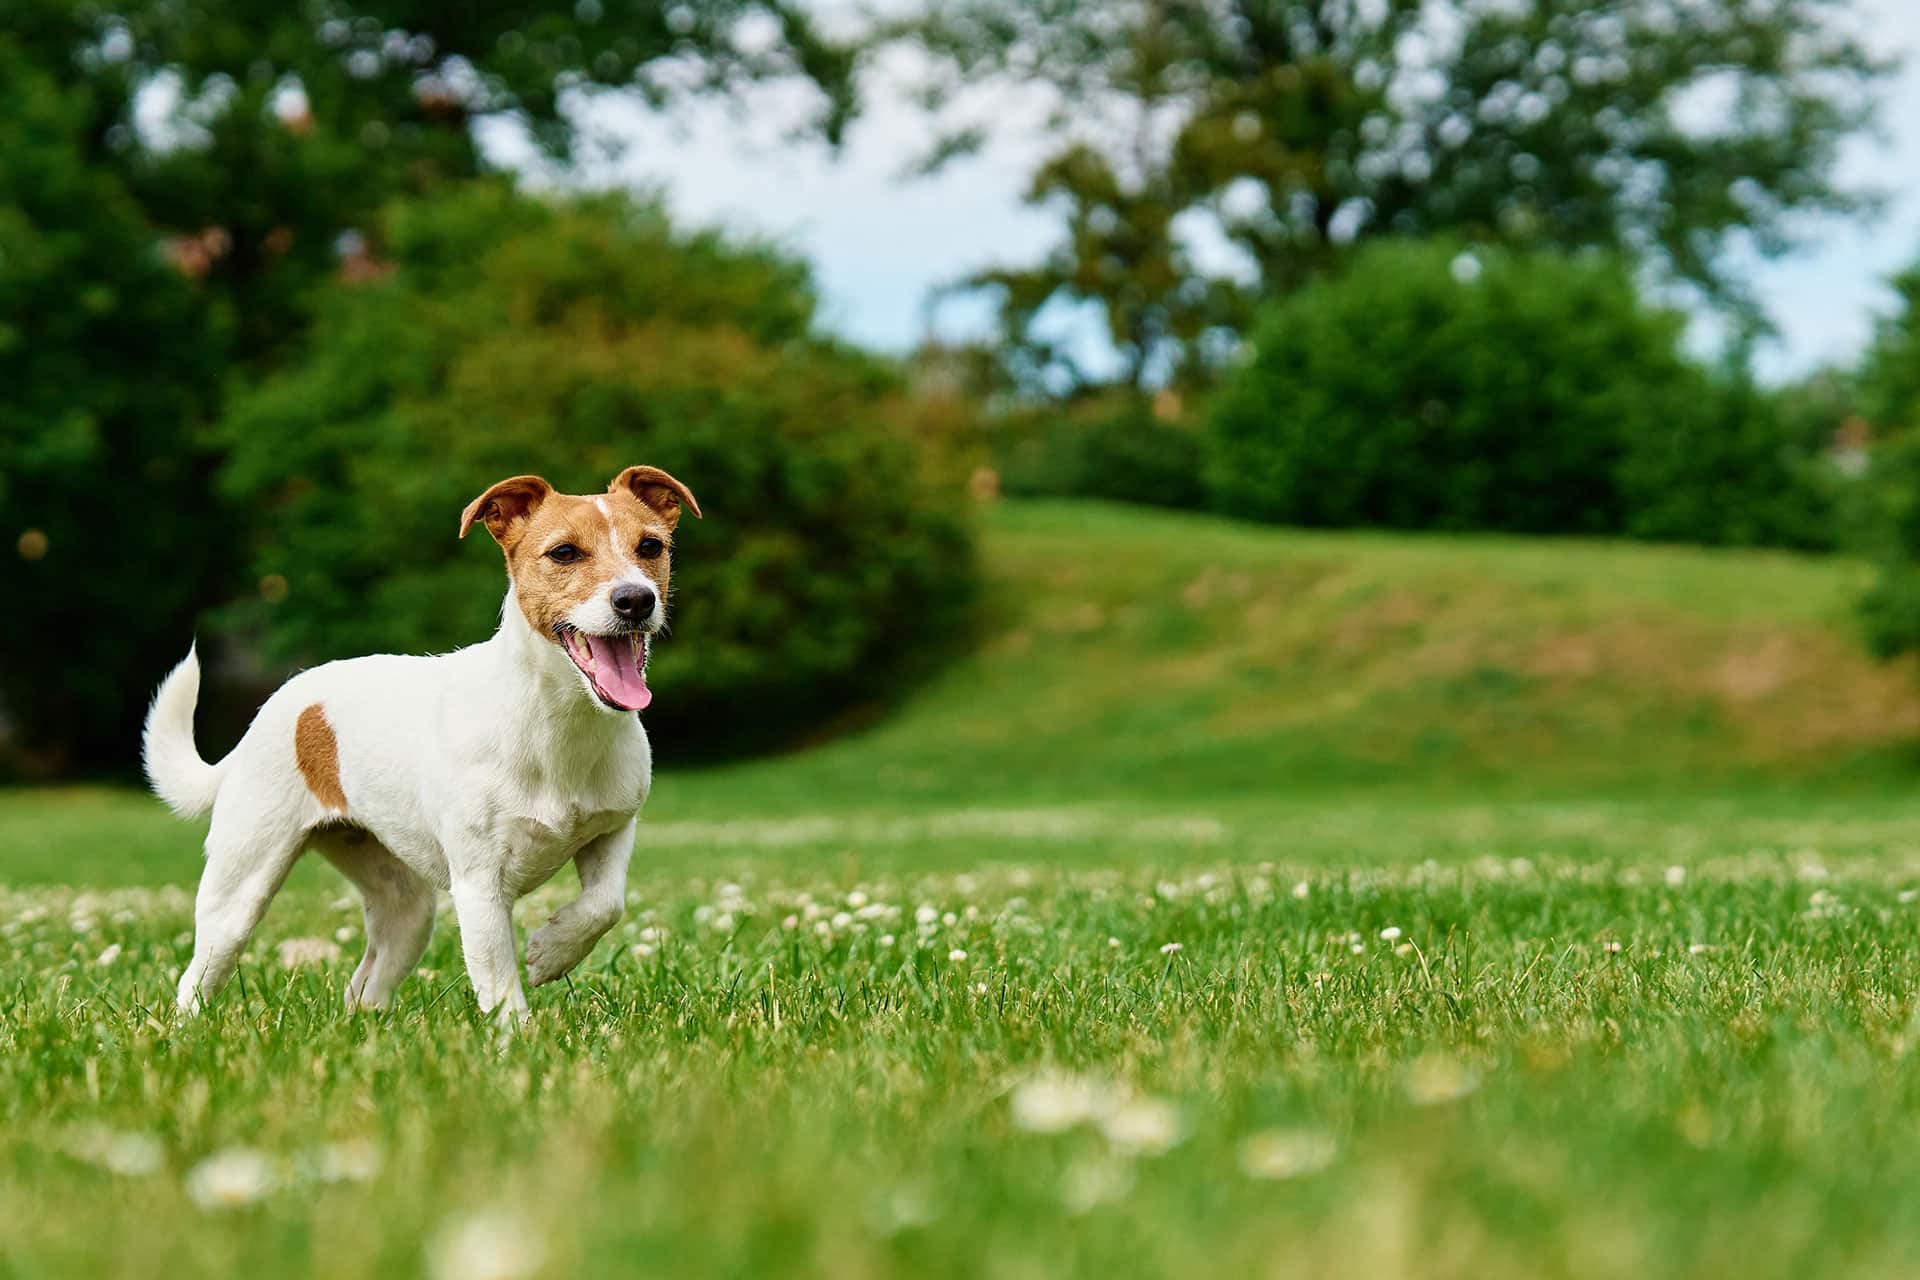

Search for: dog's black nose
xmin=611 ymin=582 xmax=657 ymax=621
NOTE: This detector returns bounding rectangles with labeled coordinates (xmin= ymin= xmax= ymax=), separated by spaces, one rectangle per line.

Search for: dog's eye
xmin=636 ymin=537 xmax=665 ymax=559
xmin=546 ymin=544 xmax=582 ymax=564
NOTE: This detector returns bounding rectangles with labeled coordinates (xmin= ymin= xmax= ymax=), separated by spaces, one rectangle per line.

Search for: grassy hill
xmin=9 ymin=499 xmax=1920 ymax=886
xmin=666 ymin=500 xmax=1919 ymax=810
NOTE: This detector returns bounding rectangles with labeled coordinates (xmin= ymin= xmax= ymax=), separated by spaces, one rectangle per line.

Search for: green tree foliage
xmin=1208 ymin=241 xmax=1831 ymax=544
xmin=1855 ymin=262 xmax=1920 ymax=657
xmin=891 ymin=0 xmax=1887 ymax=393
xmin=219 ymin=187 xmax=976 ymax=756
xmin=10 ymin=0 xmax=854 ymax=367
xmin=0 ymin=46 xmax=227 ymax=773
xmin=1861 ymin=266 xmax=1920 ymax=436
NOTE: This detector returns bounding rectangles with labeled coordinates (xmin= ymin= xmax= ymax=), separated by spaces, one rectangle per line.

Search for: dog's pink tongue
xmin=584 ymin=634 xmax=651 ymax=711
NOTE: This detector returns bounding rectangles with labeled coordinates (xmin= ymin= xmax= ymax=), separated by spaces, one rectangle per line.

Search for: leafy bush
xmin=996 ymin=400 xmax=1207 ymax=510
xmin=219 ymin=185 xmax=975 ymax=755
xmin=1206 ymin=241 xmax=1832 ymax=546
xmin=1617 ymin=363 xmax=1839 ymax=551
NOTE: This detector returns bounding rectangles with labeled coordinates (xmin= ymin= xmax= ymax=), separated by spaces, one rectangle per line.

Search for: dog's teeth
xmin=631 ymin=635 xmax=642 ymax=659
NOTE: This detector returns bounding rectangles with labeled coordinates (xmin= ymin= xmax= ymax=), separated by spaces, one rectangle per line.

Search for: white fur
xmin=143 ymin=641 xmax=228 ymax=818
xmin=143 ymin=590 xmax=653 ymax=1026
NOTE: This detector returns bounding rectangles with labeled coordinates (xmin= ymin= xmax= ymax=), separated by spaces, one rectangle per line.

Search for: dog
xmin=141 ymin=465 xmax=700 ymax=1025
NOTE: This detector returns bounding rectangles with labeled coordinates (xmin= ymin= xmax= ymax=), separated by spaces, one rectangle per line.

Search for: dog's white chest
xmin=499 ymin=802 xmax=625 ymax=889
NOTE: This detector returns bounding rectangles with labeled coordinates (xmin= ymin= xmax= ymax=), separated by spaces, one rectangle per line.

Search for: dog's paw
xmin=523 ymin=923 xmax=575 ymax=988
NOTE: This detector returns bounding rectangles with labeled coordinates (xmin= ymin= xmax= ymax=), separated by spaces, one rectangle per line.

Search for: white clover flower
xmin=781 ymin=915 xmax=799 ymax=931
xmin=1406 ymin=1054 xmax=1481 ymax=1106
xmin=185 ymin=1147 xmax=276 ymax=1210
xmin=1291 ymin=882 xmax=1311 ymax=900
xmin=1160 ymin=941 xmax=1185 ymax=956
xmin=1097 ymin=1096 xmax=1183 ymax=1155
xmin=1010 ymin=1073 xmax=1102 ymax=1133
xmin=309 ymin=1138 xmax=381 ymax=1183
xmin=1900 ymin=889 xmax=1920 ymax=905
xmin=1688 ymin=942 xmax=1712 ymax=955
xmin=1394 ymin=943 xmax=1414 ymax=957
xmin=831 ymin=912 xmax=853 ymax=931
xmin=1350 ymin=943 xmax=1365 ymax=955
xmin=942 ymin=912 xmax=959 ymax=927
xmin=65 ymin=1126 xmax=164 ymax=1177
xmin=879 ymin=934 xmax=895 ymax=948
xmin=630 ymin=943 xmax=656 ymax=960
xmin=95 ymin=943 xmax=122 ymax=967
xmin=1107 ymin=937 xmax=1121 ymax=949
xmin=948 ymin=948 xmax=968 ymax=963
xmin=333 ymin=926 xmax=354 ymax=944
xmin=1665 ymin=866 xmax=1687 ymax=887
xmin=1238 ymin=1128 xmax=1337 ymax=1180
xmin=973 ymin=982 xmax=988 ymax=995
xmin=915 ymin=905 xmax=939 ymax=926
xmin=276 ymin=937 xmax=341 ymax=969
xmin=1603 ymin=940 xmax=1623 ymax=954
xmin=846 ymin=891 xmax=869 ymax=909
xmin=1379 ymin=926 xmax=1402 ymax=942
xmin=428 ymin=1207 xmax=546 ymax=1280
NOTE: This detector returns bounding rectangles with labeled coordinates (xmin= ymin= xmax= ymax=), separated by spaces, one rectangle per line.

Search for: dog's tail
xmin=142 ymin=643 xmax=227 ymax=819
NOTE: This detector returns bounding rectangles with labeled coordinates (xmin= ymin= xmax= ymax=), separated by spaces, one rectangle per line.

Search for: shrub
xmin=219 ymin=185 xmax=975 ymax=756
xmin=1617 ymin=363 xmax=1839 ymax=551
xmin=1206 ymin=241 xmax=1830 ymax=546
xmin=996 ymin=399 xmax=1207 ymax=510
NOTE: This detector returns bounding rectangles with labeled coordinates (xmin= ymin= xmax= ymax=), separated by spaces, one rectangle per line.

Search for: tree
xmin=9 ymin=0 xmax=855 ymax=367
xmin=1861 ymin=263 xmax=1920 ymax=436
xmin=0 ymin=46 xmax=225 ymax=772
xmin=889 ymin=0 xmax=1889 ymax=394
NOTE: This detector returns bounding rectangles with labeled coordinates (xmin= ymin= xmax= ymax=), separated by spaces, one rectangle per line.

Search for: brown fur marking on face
xmin=295 ymin=704 xmax=349 ymax=812
xmin=503 ymin=489 xmax=677 ymax=643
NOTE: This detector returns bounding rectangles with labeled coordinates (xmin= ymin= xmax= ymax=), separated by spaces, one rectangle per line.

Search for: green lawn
xmin=6 ymin=500 xmax=1920 ymax=1277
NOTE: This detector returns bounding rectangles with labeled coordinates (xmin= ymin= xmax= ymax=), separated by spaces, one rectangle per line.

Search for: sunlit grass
xmin=7 ymin=857 xmax=1920 ymax=1277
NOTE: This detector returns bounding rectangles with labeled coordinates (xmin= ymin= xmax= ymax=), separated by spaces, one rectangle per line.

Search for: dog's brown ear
xmin=459 ymin=475 xmax=553 ymax=543
xmin=610 ymin=465 xmax=702 ymax=526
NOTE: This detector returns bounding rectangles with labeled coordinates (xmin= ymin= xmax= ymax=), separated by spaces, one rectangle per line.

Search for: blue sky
xmin=517 ymin=1 xmax=1920 ymax=383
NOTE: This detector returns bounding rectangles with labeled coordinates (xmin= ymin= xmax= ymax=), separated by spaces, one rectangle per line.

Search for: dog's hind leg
xmin=525 ymin=819 xmax=635 ymax=989
xmin=176 ymin=806 xmax=306 ymax=1014
xmin=316 ymin=831 xmax=437 ymax=1010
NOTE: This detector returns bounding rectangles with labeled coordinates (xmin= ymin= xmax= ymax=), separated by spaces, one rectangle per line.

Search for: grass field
xmin=7 ymin=501 xmax=1920 ymax=1277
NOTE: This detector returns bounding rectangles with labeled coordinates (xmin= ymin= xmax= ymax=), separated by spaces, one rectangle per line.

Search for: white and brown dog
xmin=142 ymin=466 xmax=700 ymax=1025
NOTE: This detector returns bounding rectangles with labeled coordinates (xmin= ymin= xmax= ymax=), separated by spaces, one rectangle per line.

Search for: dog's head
xmin=460 ymin=466 xmax=702 ymax=712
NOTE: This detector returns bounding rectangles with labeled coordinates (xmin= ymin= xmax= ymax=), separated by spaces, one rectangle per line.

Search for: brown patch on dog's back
xmin=295 ymin=704 xmax=349 ymax=812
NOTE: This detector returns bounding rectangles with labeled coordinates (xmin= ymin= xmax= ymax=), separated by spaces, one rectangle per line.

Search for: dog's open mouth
xmin=559 ymin=628 xmax=651 ymax=711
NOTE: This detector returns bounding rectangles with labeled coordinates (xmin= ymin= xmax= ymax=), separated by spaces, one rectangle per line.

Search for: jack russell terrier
xmin=142 ymin=465 xmax=700 ymax=1025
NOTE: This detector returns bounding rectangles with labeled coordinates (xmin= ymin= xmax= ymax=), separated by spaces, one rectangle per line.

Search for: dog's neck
xmin=479 ymin=587 xmax=635 ymax=763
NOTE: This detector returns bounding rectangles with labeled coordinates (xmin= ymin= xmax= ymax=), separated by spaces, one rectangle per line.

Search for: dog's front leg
xmin=526 ymin=818 xmax=635 ymax=988
xmin=450 ymin=878 xmax=528 ymax=1027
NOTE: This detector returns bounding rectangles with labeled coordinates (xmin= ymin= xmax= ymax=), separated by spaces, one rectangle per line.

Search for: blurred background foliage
xmin=5 ymin=0 xmax=1920 ymax=777
xmin=1207 ymin=241 xmax=1838 ymax=547
xmin=218 ymin=185 xmax=975 ymax=758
